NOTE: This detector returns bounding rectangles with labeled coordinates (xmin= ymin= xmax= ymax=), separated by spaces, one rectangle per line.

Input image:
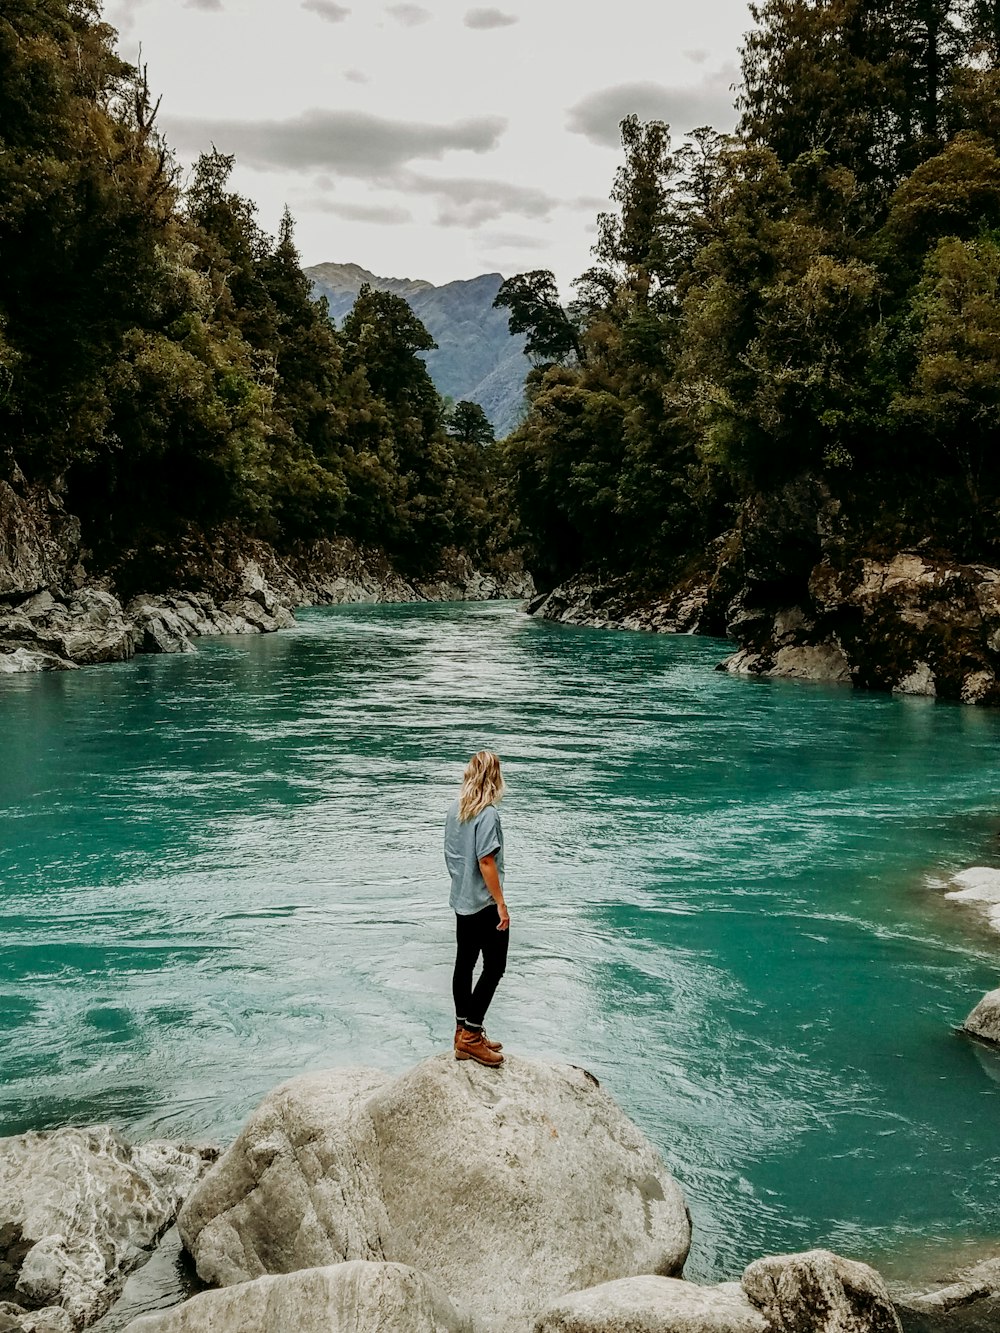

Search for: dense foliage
xmin=0 ymin=0 xmax=495 ymax=581
xmin=497 ymin=0 xmax=1000 ymax=589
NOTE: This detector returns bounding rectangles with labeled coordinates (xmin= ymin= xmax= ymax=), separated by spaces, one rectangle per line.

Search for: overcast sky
xmin=108 ymin=0 xmax=750 ymax=288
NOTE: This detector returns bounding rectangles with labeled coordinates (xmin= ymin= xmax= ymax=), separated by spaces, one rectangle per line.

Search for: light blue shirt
xmin=444 ymin=800 xmax=504 ymax=915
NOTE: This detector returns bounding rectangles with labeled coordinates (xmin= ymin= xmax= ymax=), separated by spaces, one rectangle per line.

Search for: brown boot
xmin=455 ymin=1028 xmax=504 ymax=1067
xmin=454 ymin=1026 xmax=503 ymax=1051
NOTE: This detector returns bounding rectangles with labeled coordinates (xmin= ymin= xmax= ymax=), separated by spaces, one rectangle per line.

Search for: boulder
xmin=893 ymin=1257 xmax=1000 ymax=1333
xmin=0 ymin=648 xmax=74 ymax=673
xmin=742 ymin=1249 xmax=902 ymax=1333
xmin=179 ymin=1055 xmax=691 ymax=1332
xmin=58 ymin=590 xmax=134 ymax=665
xmin=534 ymin=1276 xmax=769 ymax=1332
xmin=0 ymin=1128 xmax=213 ymax=1329
xmin=0 ymin=1303 xmax=72 ymax=1333
xmin=126 ymin=598 xmax=196 ymax=655
xmin=960 ymin=989 xmax=1000 ymax=1046
xmin=124 ymin=1261 xmax=471 ymax=1333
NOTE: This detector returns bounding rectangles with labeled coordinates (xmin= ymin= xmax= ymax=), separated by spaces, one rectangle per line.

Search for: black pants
xmin=452 ymin=902 xmax=509 ymax=1028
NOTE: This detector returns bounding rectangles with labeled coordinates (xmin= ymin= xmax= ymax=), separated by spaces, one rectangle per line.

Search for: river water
xmin=2 ymin=601 xmax=999 ymax=1284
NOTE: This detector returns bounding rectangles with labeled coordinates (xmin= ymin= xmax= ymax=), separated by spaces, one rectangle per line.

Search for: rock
xmin=893 ymin=1258 xmax=1000 ymax=1333
xmin=126 ymin=598 xmax=196 ymax=655
xmin=0 ymin=648 xmax=74 ymax=673
xmin=527 ymin=576 xmax=714 ymax=636
xmin=742 ymin=1249 xmax=902 ymax=1333
xmin=179 ymin=1055 xmax=691 ymax=1332
xmin=124 ymin=1261 xmax=471 ymax=1333
xmin=534 ymin=1276 xmax=769 ymax=1332
xmin=960 ymin=989 xmax=1000 ymax=1045
xmin=58 ymin=591 xmax=134 ymax=665
xmin=893 ymin=662 xmax=936 ymax=697
xmin=0 ymin=1302 xmax=73 ymax=1333
xmin=0 ymin=469 xmax=83 ymax=602
xmin=943 ymin=868 xmax=1000 ymax=934
xmin=0 ymin=1128 xmax=213 ymax=1329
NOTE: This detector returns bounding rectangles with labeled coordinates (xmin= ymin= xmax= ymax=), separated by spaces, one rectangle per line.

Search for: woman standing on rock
xmin=444 ymin=750 xmax=509 ymax=1068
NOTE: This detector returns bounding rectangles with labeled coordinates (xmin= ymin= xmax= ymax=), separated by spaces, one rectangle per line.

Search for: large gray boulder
xmin=534 ymin=1276 xmax=769 ymax=1332
xmin=179 ymin=1055 xmax=691 ymax=1332
xmin=0 ymin=1128 xmax=212 ymax=1330
xmin=893 ymin=1257 xmax=1000 ymax=1333
xmin=124 ymin=1261 xmax=470 ymax=1332
xmin=742 ymin=1249 xmax=902 ymax=1333
xmin=960 ymin=989 xmax=1000 ymax=1046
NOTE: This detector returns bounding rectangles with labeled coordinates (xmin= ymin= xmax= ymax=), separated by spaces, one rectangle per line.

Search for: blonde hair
xmin=458 ymin=750 xmax=505 ymax=823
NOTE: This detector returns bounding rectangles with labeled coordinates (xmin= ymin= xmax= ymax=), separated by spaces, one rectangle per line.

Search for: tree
xmin=446 ymin=401 xmax=495 ymax=446
xmin=493 ymin=270 xmax=584 ymax=363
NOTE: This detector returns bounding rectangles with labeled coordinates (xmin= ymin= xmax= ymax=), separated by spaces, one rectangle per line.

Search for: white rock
xmin=962 ymin=988 xmax=1000 ymax=1046
xmin=742 ymin=1249 xmax=901 ymax=1333
xmin=534 ymin=1275 xmax=769 ymax=1332
xmin=124 ymin=1261 xmax=472 ymax=1333
xmin=0 ymin=1128 xmax=211 ymax=1329
xmin=179 ymin=1055 xmax=691 ymax=1332
xmin=945 ymin=867 xmax=1000 ymax=935
xmin=892 ymin=661 xmax=936 ymax=697
xmin=0 ymin=648 xmax=74 ymax=673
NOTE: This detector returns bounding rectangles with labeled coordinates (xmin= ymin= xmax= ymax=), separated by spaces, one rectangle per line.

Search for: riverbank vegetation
xmin=496 ymin=0 xmax=1000 ymax=592
xmin=0 ymin=0 xmax=498 ymax=587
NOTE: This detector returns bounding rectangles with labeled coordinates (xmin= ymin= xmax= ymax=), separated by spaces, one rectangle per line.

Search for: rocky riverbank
xmin=528 ymin=478 xmax=1000 ymax=706
xmin=0 ymin=469 xmax=531 ymax=674
xmin=2 ymin=1050 xmax=999 ymax=1333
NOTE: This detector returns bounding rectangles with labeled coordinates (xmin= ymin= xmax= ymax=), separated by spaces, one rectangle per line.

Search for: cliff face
xmin=528 ymin=477 xmax=1000 ymax=706
xmin=0 ymin=469 xmax=86 ymax=602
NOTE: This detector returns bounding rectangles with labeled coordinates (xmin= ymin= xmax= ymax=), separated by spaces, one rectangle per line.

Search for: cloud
xmin=464 ymin=7 xmax=518 ymax=28
xmin=480 ymin=229 xmax=540 ymax=249
xmin=566 ymin=69 xmax=738 ymax=147
xmin=300 ymin=198 xmax=414 ymax=224
xmin=343 ymin=68 xmax=369 ymax=83
xmin=106 ymin=0 xmax=152 ymax=36
xmin=302 ymin=0 xmax=351 ymax=20
xmin=396 ymin=172 xmax=559 ymax=227
xmin=385 ymin=3 xmax=431 ymax=24
xmin=163 ymin=109 xmax=506 ymax=175
xmin=683 ymin=48 xmax=709 ymax=65
xmin=185 ymin=0 xmax=223 ymax=9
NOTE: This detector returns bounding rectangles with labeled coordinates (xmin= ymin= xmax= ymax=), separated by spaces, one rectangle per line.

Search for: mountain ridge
xmin=305 ymin=262 xmax=531 ymax=438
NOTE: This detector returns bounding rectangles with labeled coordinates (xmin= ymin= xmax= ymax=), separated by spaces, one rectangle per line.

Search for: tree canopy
xmin=495 ymin=0 xmax=1000 ymax=588
xmin=0 ymin=0 xmax=502 ymax=586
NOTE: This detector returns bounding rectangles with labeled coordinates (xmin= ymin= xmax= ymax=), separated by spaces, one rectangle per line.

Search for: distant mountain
xmin=305 ymin=262 xmax=531 ymax=438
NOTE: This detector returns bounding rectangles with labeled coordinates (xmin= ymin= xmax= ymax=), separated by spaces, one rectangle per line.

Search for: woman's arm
xmin=478 ymin=854 xmax=509 ymax=931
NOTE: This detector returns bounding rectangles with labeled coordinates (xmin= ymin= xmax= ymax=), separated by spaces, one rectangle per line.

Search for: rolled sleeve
xmin=474 ymin=806 xmax=501 ymax=862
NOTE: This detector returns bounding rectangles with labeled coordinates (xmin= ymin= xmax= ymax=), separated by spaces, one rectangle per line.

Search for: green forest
xmin=0 ymin=0 xmax=498 ymax=590
xmin=4 ymin=0 xmax=1000 ymax=601
xmin=496 ymin=0 xmax=1000 ymax=593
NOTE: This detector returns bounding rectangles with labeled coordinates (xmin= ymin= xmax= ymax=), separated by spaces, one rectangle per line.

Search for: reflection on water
xmin=1 ymin=601 xmax=999 ymax=1282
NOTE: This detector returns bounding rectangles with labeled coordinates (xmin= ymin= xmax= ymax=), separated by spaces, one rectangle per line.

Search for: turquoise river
xmin=2 ymin=601 xmax=999 ymax=1285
